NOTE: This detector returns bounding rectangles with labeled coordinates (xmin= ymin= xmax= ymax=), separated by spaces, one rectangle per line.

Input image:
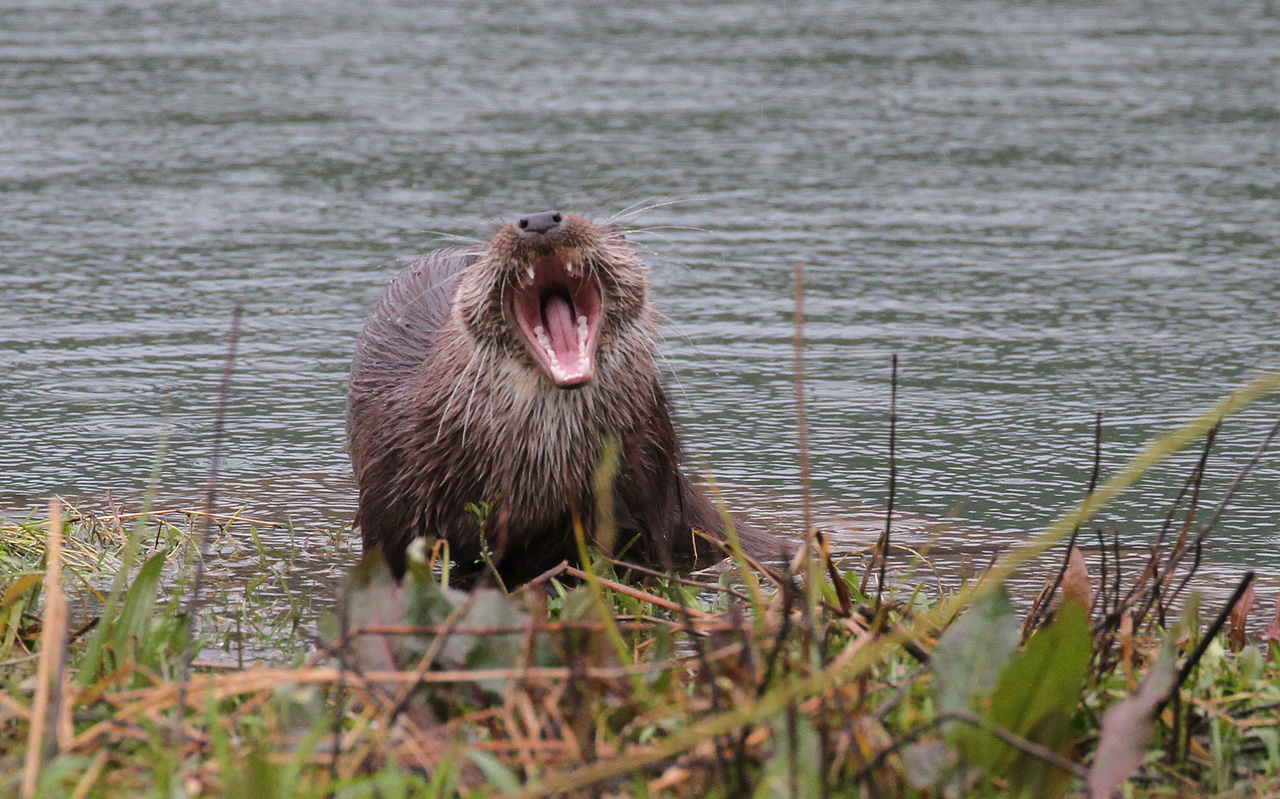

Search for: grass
xmin=2 ymin=353 xmax=1280 ymax=798
xmin=2 ymin=459 xmax=1280 ymax=796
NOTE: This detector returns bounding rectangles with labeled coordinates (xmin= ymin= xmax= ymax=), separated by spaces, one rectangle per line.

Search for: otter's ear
xmin=599 ymin=223 xmax=627 ymax=242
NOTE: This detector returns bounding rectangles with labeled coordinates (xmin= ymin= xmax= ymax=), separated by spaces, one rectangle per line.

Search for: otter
xmin=347 ymin=211 xmax=786 ymax=583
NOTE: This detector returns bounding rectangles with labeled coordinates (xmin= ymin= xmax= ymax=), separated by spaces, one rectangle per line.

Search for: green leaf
xmin=0 ymin=572 xmax=43 ymax=614
xmin=932 ymin=584 xmax=1020 ymax=717
xmin=78 ymin=552 xmax=168 ymax=684
xmin=0 ymin=573 xmax=42 ymax=650
xmin=336 ymin=551 xmax=559 ymax=702
xmin=335 ymin=550 xmax=407 ymax=672
xmin=902 ymin=741 xmax=957 ymax=789
xmin=752 ymin=713 xmax=822 ymax=799
xmin=102 ymin=551 xmax=167 ymax=673
xmin=467 ymin=750 xmax=522 ymax=794
xmin=970 ymin=597 xmax=1092 ymax=798
xmin=223 ymin=739 xmax=281 ymax=799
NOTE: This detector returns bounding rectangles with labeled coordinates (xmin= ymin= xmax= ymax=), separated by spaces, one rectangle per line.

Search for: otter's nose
xmin=516 ymin=211 xmax=563 ymax=236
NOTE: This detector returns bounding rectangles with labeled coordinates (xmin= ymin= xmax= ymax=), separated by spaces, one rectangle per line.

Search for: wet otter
xmin=347 ymin=211 xmax=785 ymax=583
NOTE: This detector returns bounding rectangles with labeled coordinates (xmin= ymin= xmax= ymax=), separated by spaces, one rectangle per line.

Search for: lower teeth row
xmin=531 ymin=322 xmax=592 ymax=374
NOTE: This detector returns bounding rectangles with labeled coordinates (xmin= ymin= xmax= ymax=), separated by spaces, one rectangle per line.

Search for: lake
xmin=2 ymin=1 xmax=1278 ymax=596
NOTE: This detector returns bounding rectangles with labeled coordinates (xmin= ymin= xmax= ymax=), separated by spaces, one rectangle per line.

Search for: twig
xmin=875 ymin=354 xmax=899 ymax=609
xmin=329 ymin=589 xmax=349 ymax=792
xmin=1192 ymin=415 xmax=1280 ymax=547
xmin=22 ymin=500 xmax=69 ymax=799
xmin=1152 ymin=425 xmax=1216 ymax=557
xmin=105 ymin=508 xmax=283 ymax=527
xmin=949 ymin=709 xmax=1088 ymax=778
xmin=172 ymin=305 xmax=242 ymax=746
xmin=385 ymin=588 xmax=481 ymax=723
xmin=1110 ymin=530 xmax=1121 ymax=621
xmin=792 ymin=260 xmax=813 ymax=546
xmin=1096 ymin=528 xmax=1110 ymax=625
xmin=847 ymin=710 xmax=1088 ymax=787
xmin=606 ymin=557 xmax=753 ymax=603
xmin=1162 ymin=417 xmax=1280 ymax=617
xmin=1157 ymin=571 xmax=1256 ymax=717
xmin=73 ymin=651 xmax=752 ymax=748
xmin=693 ymin=528 xmax=789 ymax=590
xmin=564 ymin=566 xmax=715 ymax=619
xmin=791 ymin=259 xmax=825 ymax=699
xmin=513 ymin=560 xmax=571 ymax=594
xmin=1130 ymin=426 xmax=1218 ymax=627
xmin=871 ymin=663 xmax=931 ymax=722
xmin=1028 ymin=411 xmax=1102 ymax=634
xmin=668 ymin=558 xmax=735 ymax=794
xmin=337 ymin=621 xmax=701 ymax=637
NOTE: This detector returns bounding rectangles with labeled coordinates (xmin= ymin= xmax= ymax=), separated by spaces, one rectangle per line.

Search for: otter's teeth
xmin=526 ymin=266 xmax=535 ymax=282
xmin=532 ymin=325 xmax=559 ymax=362
xmin=532 ymin=315 xmax=592 ymax=383
xmin=566 ymin=261 xmax=575 ymax=275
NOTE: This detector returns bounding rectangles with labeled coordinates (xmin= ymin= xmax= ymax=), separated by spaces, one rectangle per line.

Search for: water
xmin=3 ymin=1 xmax=1279 ymax=596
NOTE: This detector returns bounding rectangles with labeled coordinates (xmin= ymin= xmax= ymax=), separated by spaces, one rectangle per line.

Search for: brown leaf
xmin=649 ymin=765 xmax=691 ymax=793
xmin=1086 ymin=644 xmax=1177 ymax=799
xmin=1062 ymin=545 xmax=1094 ymax=616
xmin=1227 ymin=582 xmax=1256 ymax=652
xmin=1262 ymin=594 xmax=1280 ymax=661
xmin=1119 ymin=612 xmax=1136 ymax=690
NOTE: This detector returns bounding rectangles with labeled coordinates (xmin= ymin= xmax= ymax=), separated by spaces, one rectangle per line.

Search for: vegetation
xmin=3 ymin=368 xmax=1280 ymax=798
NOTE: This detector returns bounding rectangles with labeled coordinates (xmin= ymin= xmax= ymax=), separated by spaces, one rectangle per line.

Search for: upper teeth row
xmin=520 ymin=262 xmax=578 ymax=283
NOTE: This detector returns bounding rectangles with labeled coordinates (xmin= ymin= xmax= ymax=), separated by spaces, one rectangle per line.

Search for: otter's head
xmin=454 ymin=211 xmax=651 ymax=389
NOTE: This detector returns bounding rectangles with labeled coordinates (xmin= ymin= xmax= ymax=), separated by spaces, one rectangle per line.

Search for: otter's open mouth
xmin=509 ymin=255 xmax=603 ymax=388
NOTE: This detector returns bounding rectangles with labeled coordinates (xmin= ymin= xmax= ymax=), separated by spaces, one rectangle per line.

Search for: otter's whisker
xmin=655 ymin=348 xmax=696 ymax=416
xmin=626 ymin=224 xmax=713 ymax=235
xmin=437 ymin=346 xmax=484 ymax=444
xmin=623 ymin=243 xmax=703 ymax=279
xmin=458 ymin=355 xmax=484 ymax=449
xmin=654 ymin=312 xmax=729 ymax=383
xmin=605 ymin=197 xmax=691 ymax=225
xmin=417 ymin=229 xmax=488 ymax=245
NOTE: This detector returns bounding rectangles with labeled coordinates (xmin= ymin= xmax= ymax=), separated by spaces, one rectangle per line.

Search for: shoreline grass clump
xmin=1 ymin=496 xmax=1279 ymax=795
xmin=3 ymin=370 xmax=1280 ymax=797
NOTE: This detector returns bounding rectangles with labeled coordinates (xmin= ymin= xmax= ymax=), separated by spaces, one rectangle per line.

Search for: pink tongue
xmin=543 ymin=295 xmax=578 ymax=361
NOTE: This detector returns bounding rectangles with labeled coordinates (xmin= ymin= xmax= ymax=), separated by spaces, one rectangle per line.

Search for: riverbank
xmin=2 ymin=499 xmax=1278 ymax=797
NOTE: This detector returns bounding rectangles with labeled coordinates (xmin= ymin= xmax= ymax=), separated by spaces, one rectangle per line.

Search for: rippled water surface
xmin=3 ymin=1 xmax=1279 ymax=592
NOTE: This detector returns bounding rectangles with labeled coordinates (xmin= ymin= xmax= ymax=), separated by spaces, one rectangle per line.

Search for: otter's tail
xmin=677 ymin=475 xmax=795 ymax=567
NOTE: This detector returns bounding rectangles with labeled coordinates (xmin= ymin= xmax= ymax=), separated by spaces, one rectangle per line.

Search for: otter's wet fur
xmin=347 ymin=213 xmax=786 ymax=583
